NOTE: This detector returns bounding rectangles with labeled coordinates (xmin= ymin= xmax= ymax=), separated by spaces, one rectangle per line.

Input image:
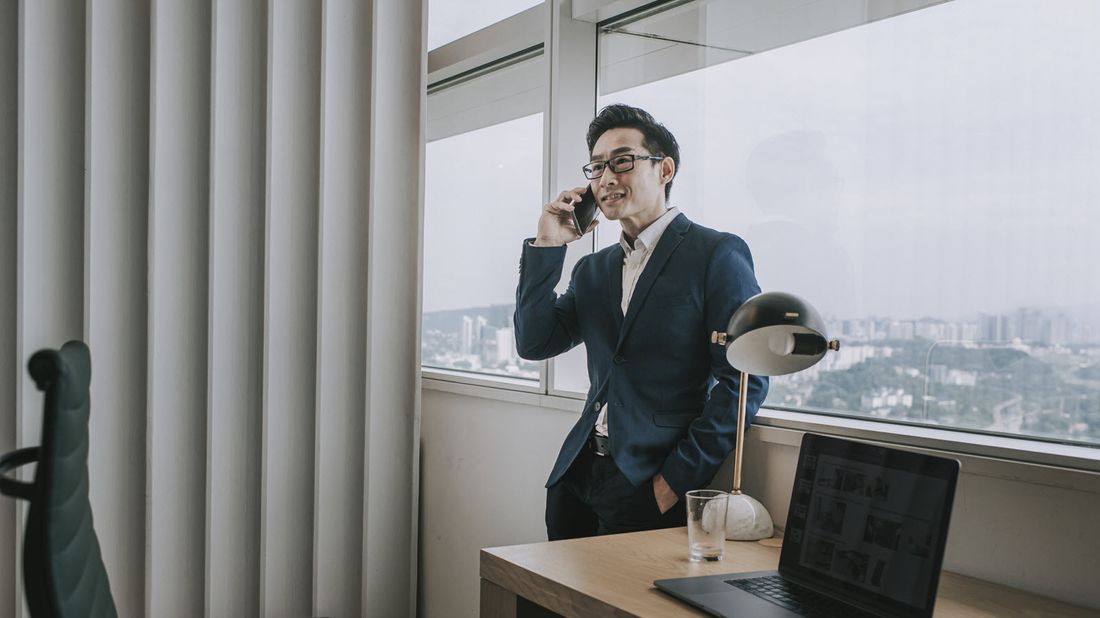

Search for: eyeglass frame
xmin=582 ymin=152 xmax=665 ymax=180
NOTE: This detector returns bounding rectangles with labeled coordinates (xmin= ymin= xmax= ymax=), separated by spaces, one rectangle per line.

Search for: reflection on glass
xmin=423 ymin=113 xmax=544 ymax=381
xmin=428 ymin=0 xmax=543 ymax=50
xmin=598 ymin=0 xmax=1100 ymax=445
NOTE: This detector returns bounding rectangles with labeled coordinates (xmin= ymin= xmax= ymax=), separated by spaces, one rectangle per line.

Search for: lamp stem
xmin=732 ymin=369 xmax=749 ymax=495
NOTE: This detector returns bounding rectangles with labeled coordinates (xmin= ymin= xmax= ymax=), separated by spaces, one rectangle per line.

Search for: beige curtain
xmin=0 ymin=1 xmax=424 ymax=616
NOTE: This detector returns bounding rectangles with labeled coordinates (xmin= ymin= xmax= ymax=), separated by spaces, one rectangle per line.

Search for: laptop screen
xmin=778 ymin=434 xmax=960 ymax=618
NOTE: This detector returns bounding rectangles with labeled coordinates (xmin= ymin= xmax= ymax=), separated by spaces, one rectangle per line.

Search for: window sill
xmin=755 ymin=409 xmax=1100 ymax=492
xmin=422 ymin=369 xmax=585 ymax=413
xmin=423 ymin=366 xmax=543 ymax=392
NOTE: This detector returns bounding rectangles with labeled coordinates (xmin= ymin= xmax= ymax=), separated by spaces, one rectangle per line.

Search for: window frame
xmin=420 ymin=0 xmax=1100 ymax=473
xmin=423 ymin=1 xmax=599 ymax=398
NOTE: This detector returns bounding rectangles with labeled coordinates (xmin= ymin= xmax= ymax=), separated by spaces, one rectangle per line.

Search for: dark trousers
xmin=545 ymin=444 xmax=686 ymax=541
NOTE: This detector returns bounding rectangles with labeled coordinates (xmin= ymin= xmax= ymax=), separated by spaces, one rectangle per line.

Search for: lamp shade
xmin=722 ymin=291 xmax=834 ymax=376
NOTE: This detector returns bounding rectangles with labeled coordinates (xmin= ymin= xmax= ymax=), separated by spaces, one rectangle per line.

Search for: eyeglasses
xmin=582 ymin=153 xmax=664 ymax=179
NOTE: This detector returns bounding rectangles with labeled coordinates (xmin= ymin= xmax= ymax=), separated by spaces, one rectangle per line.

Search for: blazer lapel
xmin=607 ymin=244 xmax=624 ymax=329
xmin=615 ymin=214 xmax=690 ymax=352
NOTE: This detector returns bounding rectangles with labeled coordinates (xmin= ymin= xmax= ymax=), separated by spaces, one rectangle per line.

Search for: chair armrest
xmin=0 ymin=447 xmax=39 ymax=500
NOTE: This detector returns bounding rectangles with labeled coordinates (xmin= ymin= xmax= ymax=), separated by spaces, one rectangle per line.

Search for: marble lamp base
xmin=725 ymin=492 xmax=774 ymax=541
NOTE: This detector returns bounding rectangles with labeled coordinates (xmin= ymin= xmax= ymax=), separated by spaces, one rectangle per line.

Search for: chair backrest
xmin=0 ymin=340 xmax=117 ymax=617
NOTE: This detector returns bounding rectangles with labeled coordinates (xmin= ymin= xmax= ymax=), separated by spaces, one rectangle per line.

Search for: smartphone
xmin=570 ymin=186 xmax=599 ymax=236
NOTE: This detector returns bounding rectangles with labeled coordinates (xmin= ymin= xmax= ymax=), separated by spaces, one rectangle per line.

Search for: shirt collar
xmin=620 ymin=207 xmax=680 ymax=256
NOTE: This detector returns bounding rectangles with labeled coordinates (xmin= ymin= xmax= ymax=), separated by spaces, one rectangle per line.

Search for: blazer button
xmin=613 ymin=355 xmax=626 ymax=365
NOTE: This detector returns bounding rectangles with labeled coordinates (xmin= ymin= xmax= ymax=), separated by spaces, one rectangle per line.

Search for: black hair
xmin=586 ymin=104 xmax=680 ymax=200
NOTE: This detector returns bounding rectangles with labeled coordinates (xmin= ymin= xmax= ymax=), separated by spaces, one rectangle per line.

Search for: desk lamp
xmin=711 ymin=291 xmax=839 ymax=540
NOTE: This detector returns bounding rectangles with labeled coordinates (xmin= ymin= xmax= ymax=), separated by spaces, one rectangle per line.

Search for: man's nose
xmin=599 ymin=171 xmax=619 ymax=189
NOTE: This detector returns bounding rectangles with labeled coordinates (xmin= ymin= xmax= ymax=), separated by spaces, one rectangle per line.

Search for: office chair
xmin=0 ymin=340 xmax=117 ymax=617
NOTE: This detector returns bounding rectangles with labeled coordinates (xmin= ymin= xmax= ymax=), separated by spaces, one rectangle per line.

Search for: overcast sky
xmin=425 ymin=0 xmax=1100 ymax=331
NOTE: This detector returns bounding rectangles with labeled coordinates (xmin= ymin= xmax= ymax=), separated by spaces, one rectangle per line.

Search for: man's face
xmin=589 ymin=127 xmax=671 ymax=224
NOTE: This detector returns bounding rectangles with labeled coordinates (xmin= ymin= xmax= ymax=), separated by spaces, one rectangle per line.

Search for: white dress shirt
xmin=594 ymin=207 xmax=680 ymax=440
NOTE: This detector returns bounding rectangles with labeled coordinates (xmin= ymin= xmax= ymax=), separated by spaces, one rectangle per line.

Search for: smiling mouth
xmin=602 ymin=191 xmax=625 ymax=204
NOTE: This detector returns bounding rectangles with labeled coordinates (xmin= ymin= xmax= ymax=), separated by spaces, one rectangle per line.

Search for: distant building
xmin=860 ymin=388 xmax=913 ymax=413
xmin=460 ymin=315 xmax=474 ymax=355
xmin=887 ymin=320 xmax=915 ymax=340
xmin=944 ymin=369 xmax=977 ymax=386
xmin=460 ymin=314 xmax=489 ymax=356
xmin=1050 ymin=313 xmax=1072 ymax=345
xmin=476 ymin=316 xmax=488 ymax=358
xmin=495 ymin=327 xmax=517 ymax=364
xmin=979 ymin=313 xmax=1009 ymax=342
xmin=1016 ymin=308 xmax=1050 ymax=344
xmin=915 ymin=320 xmax=946 ymax=341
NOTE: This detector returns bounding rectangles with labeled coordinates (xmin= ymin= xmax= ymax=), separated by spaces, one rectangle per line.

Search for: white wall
xmin=419 ymin=387 xmax=579 ymax=618
xmin=419 ymin=386 xmax=1100 ymax=617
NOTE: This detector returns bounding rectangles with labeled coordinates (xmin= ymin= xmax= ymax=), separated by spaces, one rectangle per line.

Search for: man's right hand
xmin=532 ymin=186 xmax=599 ymax=247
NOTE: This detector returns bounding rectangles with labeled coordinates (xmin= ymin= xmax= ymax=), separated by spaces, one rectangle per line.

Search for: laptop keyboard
xmin=724 ymin=575 xmax=868 ymax=618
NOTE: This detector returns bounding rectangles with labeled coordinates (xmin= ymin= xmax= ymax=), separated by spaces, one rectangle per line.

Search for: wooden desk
xmin=480 ymin=528 xmax=1096 ymax=617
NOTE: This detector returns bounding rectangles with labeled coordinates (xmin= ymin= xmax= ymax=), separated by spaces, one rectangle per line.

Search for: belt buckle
xmin=590 ymin=432 xmax=610 ymax=456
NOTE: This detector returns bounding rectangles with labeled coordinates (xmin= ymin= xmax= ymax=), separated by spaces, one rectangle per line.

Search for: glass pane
xmin=428 ymin=0 xmax=543 ymax=50
xmin=598 ymin=0 xmax=1100 ymax=446
xmin=423 ymin=113 xmax=543 ymax=381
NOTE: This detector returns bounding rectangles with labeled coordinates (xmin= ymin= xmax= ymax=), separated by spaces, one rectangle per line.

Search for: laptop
xmin=656 ymin=433 xmax=960 ymax=618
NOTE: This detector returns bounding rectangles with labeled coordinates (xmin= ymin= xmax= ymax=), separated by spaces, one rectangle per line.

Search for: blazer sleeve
xmin=659 ymin=234 xmax=769 ymax=497
xmin=513 ymin=240 xmax=584 ymax=361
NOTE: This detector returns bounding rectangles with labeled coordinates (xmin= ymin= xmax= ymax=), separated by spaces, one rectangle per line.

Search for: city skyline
xmin=422 ymin=302 xmax=1100 ymax=371
xmin=425 ymin=300 xmax=1100 ymax=345
xmin=423 ymin=300 xmax=1100 ymax=445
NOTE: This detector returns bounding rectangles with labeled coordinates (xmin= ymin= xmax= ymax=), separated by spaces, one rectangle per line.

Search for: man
xmin=514 ymin=104 xmax=768 ymax=540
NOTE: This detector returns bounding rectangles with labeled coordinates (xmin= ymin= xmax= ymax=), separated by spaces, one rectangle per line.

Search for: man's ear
xmin=660 ymin=156 xmax=676 ymax=184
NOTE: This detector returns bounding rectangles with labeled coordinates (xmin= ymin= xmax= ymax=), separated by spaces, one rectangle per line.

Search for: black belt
xmin=587 ymin=432 xmax=611 ymax=456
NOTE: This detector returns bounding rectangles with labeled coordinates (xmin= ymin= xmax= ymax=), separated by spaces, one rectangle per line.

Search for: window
xmin=598 ymin=0 xmax=1100 ymax=445
xmin=424 ymin=45 xmax=546 ymax=382
xmin=423 ymin=113 xmax=543 ymax=380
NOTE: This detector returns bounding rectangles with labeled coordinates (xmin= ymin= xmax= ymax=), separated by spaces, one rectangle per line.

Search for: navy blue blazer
xmin=514 ymin=213 xmax=768 ymax=498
